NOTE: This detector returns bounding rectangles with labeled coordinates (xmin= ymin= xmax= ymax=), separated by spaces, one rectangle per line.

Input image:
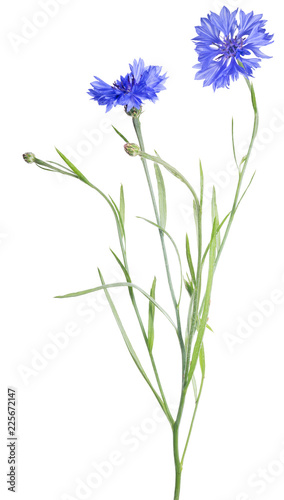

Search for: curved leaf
xmin=154 ymin=163 xmax=167 ymax=229
xmin=55 ymin=280 xmax=177 ymax=331
xmin=148 ymin=277 xmax=157 ymax=352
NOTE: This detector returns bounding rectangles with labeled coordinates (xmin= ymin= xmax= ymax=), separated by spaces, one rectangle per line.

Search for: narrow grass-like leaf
xmin=119 ymin=184 xmax=125 ymax=226
xmin=236 ymin=171 xmax=256 ymax=211
xmin=186 ymin=218 xmax=217 ymax=388
xmin=110 ymin=249 xmax=131 ymax=282
xmin=48 ymin=160 xmax=76 ymax=173
xmin=53 ymin=150 xmax=129 ymax=284
xmin=55 ymin=148 xmax=89 ymax=183
xmin=109 ymin=196 xmax=126 ymax=241
xmin=35 ymin=158 xmax=78 ymax=178
xmin=184 ymin=278 xmax=194 ymax=297
xmin=211 ymin=187 xmax=221 ymax=252
xmin=192 ymin=374 xmax=198 ymax=402
xmin=147 ymin=277 xmax=157 ymax=352
xmin=202 ymin=171 xmax=256 ymax=267
xmin=112 ymin=126 xmax=129 ymax=143
xmin=193 ymin=200 xmax=199 ymax=237
xmin=97 ymin=269 xmax=165 ymax=413
xmin=240 ymin=155 xmax=247 ymax=167
xmin=55 ymin=281 xmax=177 ymax=330
xmin=202 ymin=212 xmax=230 ymax=266
xmin=206 ymin=324 xmax=214 ymax=332
xmin=186 ymin=234 xmax=196 ymax=286
xmin=185 ymin=296 xmax=194 ymax=355
xmin=154 ymin=163 xmax=167 ymax=229
xmin=199 ymin=342 xmax=205 ymax=376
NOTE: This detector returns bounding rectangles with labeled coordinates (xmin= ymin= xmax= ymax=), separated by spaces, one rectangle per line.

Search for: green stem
xmin=136 ymin=149 xmax=203 ymax=376
xmin=73 ymin=173 xmax=174 ymax=425
xmin=132 ymin=116 xmax=186 ymax=372
xmin=133 ymin=117 xmax=204 ymax=500
xmin=181 ymin=371 xmax=205 ymax=465
xmin=215 ymin=80 xmax=259 ymax=269
xmin=172 ymin=386 xmax=187 ymax=500
xmin=138 ymin=151 xmax=200 ymax=207
xmin=173 ymin=432 xmax=182 ymax=500
xmin=181 ymin=79 xmax=259 ymax=471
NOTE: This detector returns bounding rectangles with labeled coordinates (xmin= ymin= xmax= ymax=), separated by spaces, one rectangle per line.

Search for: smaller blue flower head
xmin=88 ymin=58 xmax=167 ymax=112
xmin=193 ymin=7 xmax=273 ymax=90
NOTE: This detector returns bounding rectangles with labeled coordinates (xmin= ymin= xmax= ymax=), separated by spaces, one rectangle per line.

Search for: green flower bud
xmin=124 ymin=143 xmax=140 ymax=157
xmin=124 ymin=106 xmax=143 ymax=118
xmin=23 ymin=152 xmax=36 ymax=164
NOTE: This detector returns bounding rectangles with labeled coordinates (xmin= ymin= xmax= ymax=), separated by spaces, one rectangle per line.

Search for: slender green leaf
xmin=109 ymin=249 xmax=131 ymax=282
xmin=97 ymin=269 xmax=165 ymax=412
xmin=147 ymin=277 xmax=157 ymax=352
xmin=112 ymin=126 xmax=129 ymax=143
xmin=193 ymin=199 xmax=199 ymax=237
xmin=54 ymin=150 xmax=128 ymax=275
xmin=119 ymin=184 xmax=125 ymax=226
xmin=186 ymin=234 xmax=196 ymax=286
xmin=202 ymin=212 xmax=230 ymax=266
xmin=199 ymin=342 xmax=205 ymax=376
xmin=48 ymin=160 xmax=75 ymax=173
xmin=240 ymin=155 xmax=247 ymax=168
xmin=36 ymin=158 xmax=78 ymax=178
xmin=55 ymin=280 xmax=177 ymax=330
xmin=211 ymin=187 xmax=221 ymax=252
xmin=55 ymin=148 xmax=89 ymax=183
xmin=236 ymin=171 xmax=256 ymax=211
xmin=192 ymin=374 xmax=198 ymax=402
xmin=184 ymin=278 xmax=194 ymax=297
xmin=206 ymin=324 xmax=214 ymax=333
xmin=186 ymin=218 xmax=217 ymax=388
xmin=154 ymin=163 xmax=167 ymax=229
xmin=109 ymin=196 xmax=126 ymax=240
xmin=185 ymin=296 xmax=194 ymax=355
xmin=202 ymin=170 xmax=256 ymax=267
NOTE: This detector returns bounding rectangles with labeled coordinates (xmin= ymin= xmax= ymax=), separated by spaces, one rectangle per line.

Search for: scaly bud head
xmin=124 ymin=106 xmax=143 ymax=118
xmin=23 ymin=152 xmax=36 ymax=164
xmin=124 ymin=143 xmax=140 ymax=157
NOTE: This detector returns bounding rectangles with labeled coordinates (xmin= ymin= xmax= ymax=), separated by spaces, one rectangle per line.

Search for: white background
xmin=1 ymin=1 xmax=284 ymax=499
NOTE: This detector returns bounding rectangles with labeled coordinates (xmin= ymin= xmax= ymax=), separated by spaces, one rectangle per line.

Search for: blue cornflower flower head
xmin=88 ymin=58 xmax=167 ymax=113
xmin=193 ymin=7 xmax=273 ymax=90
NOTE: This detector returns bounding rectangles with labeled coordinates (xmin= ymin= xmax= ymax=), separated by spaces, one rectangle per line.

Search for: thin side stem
xmin=76 ymin=176 xmax=174 ymax=425
xmin=133 ymin=116 xmax=186 ymax=372
xmin=215 ymin=80 xmax=259 ymax=268
xmin=181 ymin=80 xmax=259 ymax=474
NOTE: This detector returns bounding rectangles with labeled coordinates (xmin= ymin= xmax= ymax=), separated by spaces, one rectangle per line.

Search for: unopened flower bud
xmin=23 ymin=152 xmax=36 ymax=164
xmin=124 ymin=106 xmax=143 ymax=118
xmin=124 ymin=143 xmax=140 ymax=157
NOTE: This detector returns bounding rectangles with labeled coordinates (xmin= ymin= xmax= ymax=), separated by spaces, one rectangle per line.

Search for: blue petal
xmin=193 ymin=7 xmax=273 ymax=90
